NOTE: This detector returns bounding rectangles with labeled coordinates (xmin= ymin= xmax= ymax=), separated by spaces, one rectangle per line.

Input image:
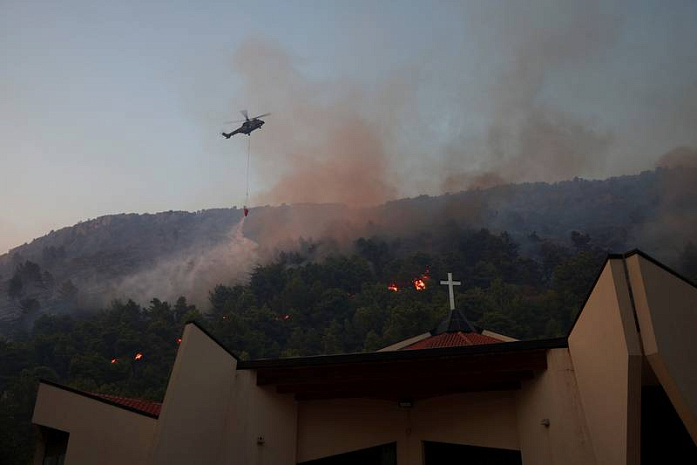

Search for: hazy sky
xmin=2 ymin=0 xmax=697 ymax=253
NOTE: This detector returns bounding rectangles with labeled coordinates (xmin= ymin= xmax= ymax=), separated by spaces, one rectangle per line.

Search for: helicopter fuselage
xmin=240 ymin=119 xmax=264 ymax=135
xmin=222 ymin=112 xmax=269 ymax=139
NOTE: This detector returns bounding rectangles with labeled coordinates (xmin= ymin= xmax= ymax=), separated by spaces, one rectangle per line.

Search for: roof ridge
xmin=401 ymin=330 xmax=504 ymax=350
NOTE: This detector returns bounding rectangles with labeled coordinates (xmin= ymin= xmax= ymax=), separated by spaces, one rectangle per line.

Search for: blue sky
xmin=2 ymin=0 xmax=696 ymax=252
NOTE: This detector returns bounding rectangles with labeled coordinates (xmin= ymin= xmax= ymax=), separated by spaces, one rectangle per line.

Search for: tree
xmin=478 ymin=311 xmax=525 ymax=339
xmin=322 ymin=321 xmax=344 ymax=354
xmin=16 ymin=261 xmax=43 ymax=285
xmin=570 ymin=231 xmax=591 ymax=252
xmin=57 ymin=280 xmax=79 ymax=306
xmin=8 ymin=274 xmax=23 ymax=300
xmin=355 ymin=238 xmax=392 ymax=276
xmin=0 ymin=366 xmax=58 ymax=465
xmin=173 ymin=296 xmax=196 ymax=323
xmin=19 ymin=298 xmax=41 ymax=316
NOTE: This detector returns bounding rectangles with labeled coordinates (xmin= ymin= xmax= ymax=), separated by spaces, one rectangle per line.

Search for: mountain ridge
xmin=1 ymin=167 xmax=695 ymax=324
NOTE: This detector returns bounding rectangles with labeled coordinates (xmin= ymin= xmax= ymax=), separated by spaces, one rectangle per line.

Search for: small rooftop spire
xmin=434 ymin=308 xmax=478 ymax=334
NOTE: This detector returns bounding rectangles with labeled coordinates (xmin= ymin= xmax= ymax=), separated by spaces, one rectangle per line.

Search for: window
xmin=41 ymin=427 xmax=69 ymax=465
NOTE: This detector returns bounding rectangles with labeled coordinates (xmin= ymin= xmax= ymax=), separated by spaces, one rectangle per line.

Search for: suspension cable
xmin=246 ymin=135 xmax=251 ymax=205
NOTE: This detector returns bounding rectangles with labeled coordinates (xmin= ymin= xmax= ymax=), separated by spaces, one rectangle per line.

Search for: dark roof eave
xmin=237 ymin=337 xmax=568 ymax=370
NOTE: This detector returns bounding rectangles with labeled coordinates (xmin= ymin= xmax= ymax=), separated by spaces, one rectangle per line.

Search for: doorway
xmin=641 ymin=385 xmax=697 ymax=463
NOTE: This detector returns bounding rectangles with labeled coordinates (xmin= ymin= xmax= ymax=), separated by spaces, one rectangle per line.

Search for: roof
xmin=238 ymin=337 xmax=567 ymax=370
xmin=249 ymin=342 xmax=557 ymax=401
xmin=38 ymin=379 xmax=161 ymax=419
xmin=90 ymin=392 xmax=162 ymax=417
xmin=393 ymin=307 xmax=504 ymax=350
xmin=401 ymin=331 xmax=502 ymax=350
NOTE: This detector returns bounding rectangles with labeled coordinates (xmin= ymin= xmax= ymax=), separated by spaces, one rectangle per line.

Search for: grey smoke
xmin=444 ymin=1 xmax=618 ymax=191
xmin=107 ymin=218 xmax=259 ymax=305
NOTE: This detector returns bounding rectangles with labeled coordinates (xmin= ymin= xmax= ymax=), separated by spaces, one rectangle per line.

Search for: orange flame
xmin=134 ymin=353 xmax=143 ymax=361
xmin=387 ymin=283 xmax=399 ymax=292
xmin=283 ymin=314 xmax=291 ymax=321
xmin=413 ymin=279 xmax=427 ymax=291
xmin=176 ymin=337 xmax=182 ymax=344
xmin=111 ymin=358 xmax=118 ymax=364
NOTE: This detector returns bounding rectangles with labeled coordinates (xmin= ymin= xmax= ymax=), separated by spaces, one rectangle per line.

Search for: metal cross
xmin=440 ymin=272 xmax=461 ymax=310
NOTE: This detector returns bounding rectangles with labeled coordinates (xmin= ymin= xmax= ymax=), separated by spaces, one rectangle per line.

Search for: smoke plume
xmin=632 ymin=146 xmax=697 ymax=261
xmin=107 ymin=218 xmax=259 ymax=305
xmin=443 ymin=1 xmax=617 ymax=192
xmin=229 ymin=39 xmax=412 ymax=207
xmin=656 ymin=146 xmax=697 ymax=169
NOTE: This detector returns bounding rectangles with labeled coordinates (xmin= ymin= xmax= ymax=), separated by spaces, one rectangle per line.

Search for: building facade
xmin=32 ymin=251 xmax=697 ymax=464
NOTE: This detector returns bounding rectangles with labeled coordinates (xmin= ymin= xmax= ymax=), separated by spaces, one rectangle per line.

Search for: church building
xmin=32 ymin=250 xmax=697 ymax=464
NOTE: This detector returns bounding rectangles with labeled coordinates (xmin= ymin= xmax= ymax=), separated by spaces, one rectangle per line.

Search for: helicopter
xmin=221 ymin=110 xmax=270 ymax=138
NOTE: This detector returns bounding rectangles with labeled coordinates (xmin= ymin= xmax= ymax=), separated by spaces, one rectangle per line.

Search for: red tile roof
xmin=401 ymin=331 xmax=502 ymax=350
xmin=91 ymin=392 xmax=162 ymax=417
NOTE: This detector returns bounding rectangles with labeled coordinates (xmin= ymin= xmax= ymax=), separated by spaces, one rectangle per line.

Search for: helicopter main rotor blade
xmin=252 ymin=112 xmax=271 ymax=119
xmin=223 ymin=119 xmax=246 ymax=124
xmin=240 ymin=109 xmax=249 ymax=121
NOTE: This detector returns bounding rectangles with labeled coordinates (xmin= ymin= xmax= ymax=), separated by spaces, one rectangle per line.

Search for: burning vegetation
xmin=386 ymin=270 xmax=430 ymax=292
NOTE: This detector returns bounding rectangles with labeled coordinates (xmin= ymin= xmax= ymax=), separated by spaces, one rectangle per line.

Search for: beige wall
xmin=516 ymin=348 xmax=596 ymax=465
xmin=297 ymin=392 xmax=519 ymax=465
xmin=36 ymin=252 xmax=697 ymax=465
xmin=32 ymin=384 xmax=157 ymax=465
xmin=568 ymin=259 xmax=642 ymax=465
xmin=149 ymin=323 xmax=238 ymax=465
xmin=625 ymin=254 xmax=697 ymax=442
xmin=148 ymin=323 xmax=298 ymax=465
xmin=224 ymin=370 xmax=298 ymax=465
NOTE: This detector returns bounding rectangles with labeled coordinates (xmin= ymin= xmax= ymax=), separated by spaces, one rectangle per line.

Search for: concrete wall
xmin=149 ymin=323 xmax=238 ymax=465
xmin=223 ymin=370 xmax=298 ymax=465
xmin=32 ymin=384 xmax=157 ymax=465
xmin=516 ymin=349 xmax=596 ymax=465
xmin=568 ymin=259 xmax=642 ymax=465
xmin=625 ymin=253 xmax=697 ymax=443
xmin=297 ymin=391 xmax=519 ymax=465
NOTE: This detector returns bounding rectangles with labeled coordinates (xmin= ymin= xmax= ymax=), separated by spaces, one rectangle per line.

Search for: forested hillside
xmin=2 ymin=166 xmax=696 ymax=330
xmin=3 ymin=225 xmax=697 ymax=464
